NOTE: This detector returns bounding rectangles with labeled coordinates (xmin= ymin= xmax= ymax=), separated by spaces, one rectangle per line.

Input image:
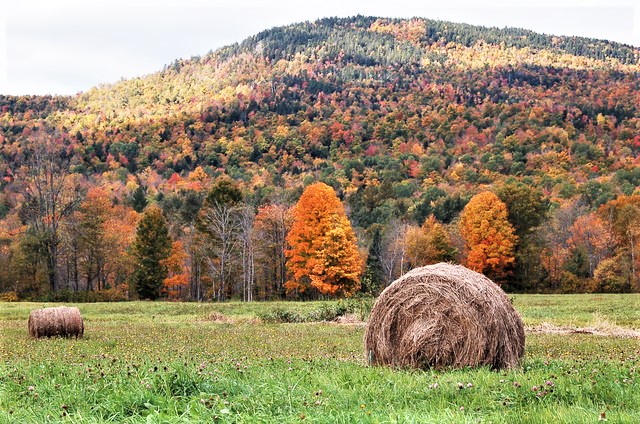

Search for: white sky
xmin=1 ymin=0 xmax=639 ymax=96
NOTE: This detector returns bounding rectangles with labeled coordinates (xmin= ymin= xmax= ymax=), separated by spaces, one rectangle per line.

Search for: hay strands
xmin=364 ymin=263 xmax=524 ymax=371
xmin=28 ymin=306 xmax=84 ymax=339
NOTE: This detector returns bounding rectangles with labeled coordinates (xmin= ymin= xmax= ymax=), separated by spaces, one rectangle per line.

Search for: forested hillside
xmin=1 ymin=16 xmax=639 ymax=300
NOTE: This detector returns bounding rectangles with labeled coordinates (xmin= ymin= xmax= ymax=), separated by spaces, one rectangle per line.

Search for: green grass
xmin=1 ymin=295 xmax=639 ymax=423
xmin=512 ymin=294 xmax=640 ymax=327
xmin=0 ymin=300 xmax=366 ymax=324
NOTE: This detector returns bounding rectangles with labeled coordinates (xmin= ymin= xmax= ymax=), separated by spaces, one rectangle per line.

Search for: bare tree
xmin=199 ymin=201 xmax=241 ymax=301
xmin=539 ymin=200 xmax=585 ymax=289
xmin=380 ymin=220 xmax=410 ymax=285
xmin=59 ymin=212 xmax=82 ymax=292
xmin=18 ymin=129 xmax=83 ymax=293
xmin=253 ymin=203 xmax=291 ymax=299
xmin=239 ymin=207 xmax=255 ymax=302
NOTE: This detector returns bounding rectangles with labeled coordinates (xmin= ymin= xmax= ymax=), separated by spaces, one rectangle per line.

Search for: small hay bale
xmin=364 ymin=263 xmax=524 ymax=370
xmin=28 ymin=306 xmax=84 ymax=338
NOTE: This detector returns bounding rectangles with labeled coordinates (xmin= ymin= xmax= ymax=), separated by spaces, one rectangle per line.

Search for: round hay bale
xmin=364 ymin=263 xmax=524 ymax=370
xmin=28 ymin=306 xmax=84 ymax=339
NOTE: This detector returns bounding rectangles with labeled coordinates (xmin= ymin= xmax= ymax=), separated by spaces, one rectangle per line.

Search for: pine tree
xmin=285 ymin=182 xmax=362 ymax=298
xmin=130 ymin=186 xmax=148 ymax=213
xmin=132 ymin=205 xmax=172 ymax=300
xmin=362 ymin=227 xmax=385 ymax=294
xmin=496 ymin=182 xmax=550 ymax=290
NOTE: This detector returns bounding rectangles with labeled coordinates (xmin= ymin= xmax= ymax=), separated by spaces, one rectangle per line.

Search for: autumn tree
xmin=161 ymin=240 xmax=190 ymax=300
xmin=58 ymin=188 xmax=139 ymax=295
xmin=459 ymin=191 xmax=517 ymax=284
xmin=567 ymin=213 xmax=613 ymax=277
xmin=598 ymin=195 xmax=640 ymax=287
xmin=0 ymin=214 xmax=22 ymax=294
xmin=538 ymin=200 xmax=584 ymax=291
xmin=132 ymin=205 xmax=172 ymax=300
xmin=159 ymin=188 xmax=205 ymax=300
xmin=77 ymin=188 xmax=112 ymax=291
xmin=285 ymin=182 xmax=362 ymax=298
xmin=102 ymin=204 xmax=139 ymax=292
xmin=405 ymin=215 xmax=456 ymax=268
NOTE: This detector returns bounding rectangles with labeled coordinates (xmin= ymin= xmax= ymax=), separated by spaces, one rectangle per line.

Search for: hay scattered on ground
xmin=364 ymin=263 xmax=525 ymax=370
xmin=28 ymin=306 xmax=84 ymax=338
xmin=200 ymin=312 xmax=262 ymax=325
xmin=333 ymin=313 xmax=366 ymax=326
xmin=527 ymin=322 xmax=640 ymax=339
xmin=202 ymin=311 xmax=235 ymax=324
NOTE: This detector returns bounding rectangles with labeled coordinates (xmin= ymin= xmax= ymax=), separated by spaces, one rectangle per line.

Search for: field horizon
xmin=1 ymin=295 xmax=639 ymax=423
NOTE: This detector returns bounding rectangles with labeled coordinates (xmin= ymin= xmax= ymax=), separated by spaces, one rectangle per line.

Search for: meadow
xmin=1 ymin=294 xmax=639 ymax=423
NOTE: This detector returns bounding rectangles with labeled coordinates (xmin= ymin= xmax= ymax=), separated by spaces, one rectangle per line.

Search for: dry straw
xmin=364 ymin=263 xmax=524 ymax=370
xmin=28 ymin=306 xmax=84 ymax=338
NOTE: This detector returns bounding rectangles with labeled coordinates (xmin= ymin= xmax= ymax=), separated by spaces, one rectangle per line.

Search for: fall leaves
xmin=285 ymin=183 xmax=363 ymax=297
xmin=459 ymin=192 xmax=517 ymax=283
xmin=4 ymin=156 xmax=638 ymax=301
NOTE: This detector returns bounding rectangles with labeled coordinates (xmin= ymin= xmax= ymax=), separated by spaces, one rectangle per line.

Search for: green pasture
xmin=1 ymin=295 xmax=639 ymax=423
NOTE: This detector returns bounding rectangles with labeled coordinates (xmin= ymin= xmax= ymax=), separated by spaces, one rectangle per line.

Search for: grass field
xmin=1 ymin=294 xmax=639 ymax=423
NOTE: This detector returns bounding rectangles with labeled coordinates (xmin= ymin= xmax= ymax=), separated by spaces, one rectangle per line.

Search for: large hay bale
xmin=28 ymin=306 xmax=84 ymax=338
xmin=364 ymin=263 xmax=524 ymax=370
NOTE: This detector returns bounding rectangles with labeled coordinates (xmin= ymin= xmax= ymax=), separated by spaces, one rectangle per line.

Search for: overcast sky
xmin=1 ymin=0 xmax=638 ymax=96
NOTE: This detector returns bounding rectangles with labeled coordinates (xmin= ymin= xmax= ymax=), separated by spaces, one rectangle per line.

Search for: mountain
xmin=1 ymin=16 xmax=639 ymax=296
xmin=2 ymin=15 xmax=639 ymax=217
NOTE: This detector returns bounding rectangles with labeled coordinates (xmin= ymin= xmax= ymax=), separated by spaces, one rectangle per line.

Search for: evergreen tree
xmin=497 ymin=182 xmax=550 ymax=290
xmin=362 ymin=227 xmax=385 ymax=295
xmin=130 ymin=186 xmax=148 ymax=213
xmin=132 ymin=205 xmax=172 ymax=300
xmin=202 ymin=177 xmax=242 ymax=208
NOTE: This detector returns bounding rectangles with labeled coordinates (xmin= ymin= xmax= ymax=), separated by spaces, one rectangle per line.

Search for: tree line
xmin=0 ymin=130 xmax=638 ymax=302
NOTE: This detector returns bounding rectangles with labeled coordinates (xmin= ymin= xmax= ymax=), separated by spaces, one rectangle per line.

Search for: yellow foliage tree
xmin=285 ymin=182 xmax=363 ymax=297
xmin=405 ymin=215 xmax=456 ymax=267
xmin=459 ymin=191 xmax=517 ymax=283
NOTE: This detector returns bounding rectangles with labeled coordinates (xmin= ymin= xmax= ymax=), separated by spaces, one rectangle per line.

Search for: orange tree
xmin=459 ymin=191 xmax=517 ymax=284
xmin=161 ymin=240 xmax=190 ymax=300
xmin=285 ymin=182 xmax=362 ymax=298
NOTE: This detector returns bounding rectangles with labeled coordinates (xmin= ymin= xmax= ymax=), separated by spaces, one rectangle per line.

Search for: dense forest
xmin=0 ymin=16 xmax=639 ymax=301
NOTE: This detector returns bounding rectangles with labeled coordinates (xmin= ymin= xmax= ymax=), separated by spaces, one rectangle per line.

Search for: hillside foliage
xmin=0 ymin=16 xmax=639 ymax=299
